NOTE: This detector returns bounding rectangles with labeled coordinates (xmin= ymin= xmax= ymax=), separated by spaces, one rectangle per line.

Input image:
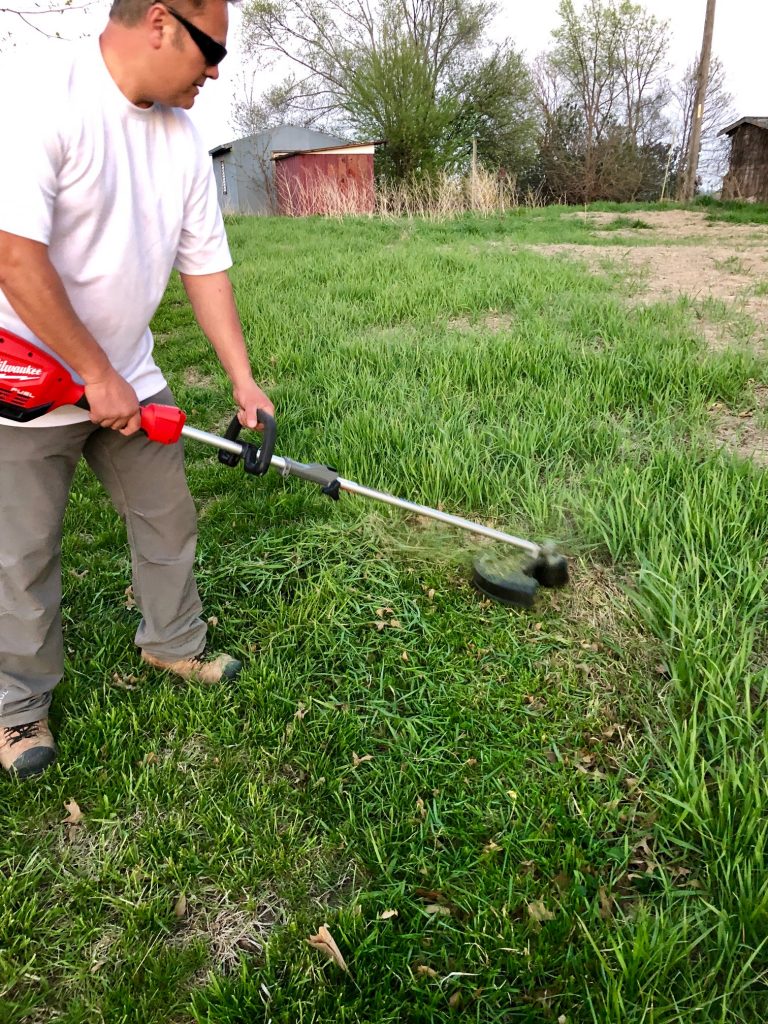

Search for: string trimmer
xmin=0 ymin=327 xmax=568 ymax=606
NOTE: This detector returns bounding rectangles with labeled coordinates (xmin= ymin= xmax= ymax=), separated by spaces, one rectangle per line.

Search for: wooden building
xmin=718 ymin=117 xmax=768 ymax=202
xmin=272 ymin=141 xmax=380 ymax=216
xmin=209 ymin=127 xmax=349 ymax=215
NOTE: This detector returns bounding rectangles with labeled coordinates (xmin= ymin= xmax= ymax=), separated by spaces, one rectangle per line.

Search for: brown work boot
xmin=141 ymin=647 xmax=242 ymax=684
xmin=0 ymin=719 xmax=57 ymax=779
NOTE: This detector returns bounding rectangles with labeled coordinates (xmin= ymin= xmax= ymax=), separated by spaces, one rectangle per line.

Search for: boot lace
xmin=4 ymin=722 xmax=41 ymax=747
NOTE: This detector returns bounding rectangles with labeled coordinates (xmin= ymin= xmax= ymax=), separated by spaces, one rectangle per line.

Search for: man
xmin=0 ymin=0 xmax=273 ymax=779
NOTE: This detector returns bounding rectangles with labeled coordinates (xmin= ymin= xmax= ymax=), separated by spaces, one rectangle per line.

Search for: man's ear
xmin=146 ymin=2 xmax=168 ymax=51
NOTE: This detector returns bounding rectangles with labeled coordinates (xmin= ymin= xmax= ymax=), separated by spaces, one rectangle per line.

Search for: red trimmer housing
xmin=0 ymin=326 xmax=186 ymax=443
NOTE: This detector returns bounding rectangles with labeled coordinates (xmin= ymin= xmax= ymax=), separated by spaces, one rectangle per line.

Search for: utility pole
xmin=678 ymin=0 xmax=716 ymax=201
xmin=471 ymin=136 xmax=477 ymax=209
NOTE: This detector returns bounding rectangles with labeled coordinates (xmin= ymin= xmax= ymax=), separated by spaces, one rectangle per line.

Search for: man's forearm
xmin=179 ymin=270 xmax=253 ymax=385
xmin=0 ymin=231 xmax=111 ymax=383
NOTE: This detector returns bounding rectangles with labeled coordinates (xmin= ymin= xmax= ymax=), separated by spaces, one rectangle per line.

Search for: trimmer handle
xmin=218 ymin=410 xmax=276 ymax=474
xmin=75 ymin=393 xmax=188 ymax=445
xmin=140 ymin=403 xmax=187 ymax=444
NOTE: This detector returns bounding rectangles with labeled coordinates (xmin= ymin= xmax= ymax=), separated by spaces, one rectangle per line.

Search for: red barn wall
xmin=276 ymin=153 xmax=375 ymax=215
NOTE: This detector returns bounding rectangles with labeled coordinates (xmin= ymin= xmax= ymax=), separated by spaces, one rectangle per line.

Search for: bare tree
xmin=672 ymin=54 xmax=734 ymax=192
xmin=0 ymin=0 xmax=92 ymax=47
xmin=537 ymin=0 xmax=673 ymax=202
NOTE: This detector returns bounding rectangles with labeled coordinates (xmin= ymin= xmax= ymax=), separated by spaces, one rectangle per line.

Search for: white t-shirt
xmin=0 ymin=37 xmax=232 ymax=427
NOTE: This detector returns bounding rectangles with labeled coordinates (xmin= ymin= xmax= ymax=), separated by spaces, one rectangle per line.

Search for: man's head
xmin=103 ymin=0 xmax=230 ymax=109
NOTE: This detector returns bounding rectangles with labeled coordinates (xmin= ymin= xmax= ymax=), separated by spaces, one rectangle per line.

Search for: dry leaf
xmin=424 ymin=904 xmax=452 ymax=916
xmin=306 ymin=924 xmax=347 ymax=971
xmin=143 ymin=751 xmax=159 ymax=766
xmin=63 ymin=799 xmax=83 ymax=827
xmin=449 ymin=991 xmax=463 ymax=1009
xmin=558 ymin=1016 xmax=568 ymax=1023
xmin=416 ymin=796 xmax=427 ymax=819
xmin=389 ymin=618 xmax=402 ymax=628
xmin=483 ymin=840 xmax=502 ymax=854
xmin=527 ymin=901 xmax=555 ymax=923
xmin=378 ymin=909 xmax=398 ymax=920
xmin=111 ymin=672 xmax=138 ymax=690
xmin=598 ymin=886 xmax=614 ymax=920
xmin=124 ymin=585 xmax=136 ymax=609
xmin=375 ymin=621 xmax=387 ymax=631
xmin=375 ymin=606 xmax=394 ymax=617
xmin=207 ymin=615 xmax=219 ymax=626
xmin=427 ymin=589 xmax=436 ymax=600
xmin=294 ymin=703 xmax=308 ymax=720
xmin=352 ymin=752 xmax=374 ymax=767
xmin=401 ymin=651 xmax=409 ymax=662
xmin=416 ymin=964 xmax=439 ymax=978
xmin=174 ymin=894 xmax=188 ymax=918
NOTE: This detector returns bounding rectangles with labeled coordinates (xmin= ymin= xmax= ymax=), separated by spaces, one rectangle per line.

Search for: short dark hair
xmin=109 ymin=0 xmax=228 ymax=27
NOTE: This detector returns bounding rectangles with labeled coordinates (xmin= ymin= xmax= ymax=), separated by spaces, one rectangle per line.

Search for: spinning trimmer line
xmin=0 ymin=327 xmax=568 ymax=606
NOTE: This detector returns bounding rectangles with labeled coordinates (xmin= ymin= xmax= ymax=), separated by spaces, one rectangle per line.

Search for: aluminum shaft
xmin=180 ymin=424 xmax=541 ymax=558
xmin=335 ymin=478 xmax=540 ymax=556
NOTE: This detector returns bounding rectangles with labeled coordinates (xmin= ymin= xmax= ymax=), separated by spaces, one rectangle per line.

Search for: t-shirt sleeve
xmin=173 ymin=125 xmax=233 ymax=275
xmin=0 ymin=64 xmax=64 ymax=244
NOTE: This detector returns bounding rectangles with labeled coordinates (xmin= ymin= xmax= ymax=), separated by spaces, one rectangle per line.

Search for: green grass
xmin=694 ymin=196 xmax=768 ymax=226
xmin=2 ymin=207 xmax=767 ymax=1023
xmin=594 ymin=216 xmax=653 ymax=232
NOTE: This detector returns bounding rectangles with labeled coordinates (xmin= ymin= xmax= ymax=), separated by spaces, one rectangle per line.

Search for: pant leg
xmin=0 ymin=420 xmax=93 ymax=727
xmin=82 ymin=388 xmax=207 ymax=661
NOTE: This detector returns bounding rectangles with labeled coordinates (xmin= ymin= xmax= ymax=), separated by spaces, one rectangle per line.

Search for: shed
xmin=272 ymin=141 xmax=381 ymax=216
xmin=718 ymin=117 xmax=768 ymax=202
xmin=209 ymin=126 xmax=349 ymax=214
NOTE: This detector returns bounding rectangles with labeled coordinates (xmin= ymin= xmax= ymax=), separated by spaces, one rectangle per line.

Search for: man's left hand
xmin=233 ymin=377 xmax=275 ymax=430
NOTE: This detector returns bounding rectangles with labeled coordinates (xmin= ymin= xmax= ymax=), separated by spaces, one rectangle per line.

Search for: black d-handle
xmin=217 ymin=409 xmax=277 ymax=476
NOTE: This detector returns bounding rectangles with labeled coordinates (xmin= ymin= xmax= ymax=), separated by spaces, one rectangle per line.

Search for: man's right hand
xmin=84 ymin=368 xmax=142 ymax=434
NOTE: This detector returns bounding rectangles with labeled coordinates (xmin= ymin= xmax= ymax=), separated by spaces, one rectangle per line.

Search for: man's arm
xmin=0 ymin=231 xmax=141 ymax=433
xmin=179 ymin=270 xmax=274 ymax=430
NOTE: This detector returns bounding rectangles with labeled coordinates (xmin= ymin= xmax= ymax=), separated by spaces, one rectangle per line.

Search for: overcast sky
xmin=3 ymin=0 xmax=764 ymax=151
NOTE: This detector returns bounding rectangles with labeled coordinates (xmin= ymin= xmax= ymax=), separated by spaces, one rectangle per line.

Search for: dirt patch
xmin=448 ymin=312 xmax=515 ymax=333
xmin=183 ymin=366 xmax=217 ymax=387
xmin=171 ymin=887 xmax=285 ymax=975
xmin=563 ymin=208 xmax=703 ymax=237
xmin=709 ymin=384 xmax=768 ymax=466
xmin=533 ymin=210 xmax=768 ymax=353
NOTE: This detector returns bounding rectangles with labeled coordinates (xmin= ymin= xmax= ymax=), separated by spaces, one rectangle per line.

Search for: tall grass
xmin=278 ymin=166 xmax=545 ymax=220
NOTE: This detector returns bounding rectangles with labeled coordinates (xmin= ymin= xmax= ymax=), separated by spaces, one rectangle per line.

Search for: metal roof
xmin=271 ymin=139 xmax=386 ymax=162
xmin=718 ymin=117 xmax=768 ymax=137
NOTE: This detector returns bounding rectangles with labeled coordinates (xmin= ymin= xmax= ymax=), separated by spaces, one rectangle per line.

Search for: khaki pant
xmin=0 ymin=388 xmax=206 ymax=728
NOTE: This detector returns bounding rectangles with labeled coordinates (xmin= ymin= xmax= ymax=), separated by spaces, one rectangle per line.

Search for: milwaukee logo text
xmin=0 ymin=360 xmax=43 ymax=381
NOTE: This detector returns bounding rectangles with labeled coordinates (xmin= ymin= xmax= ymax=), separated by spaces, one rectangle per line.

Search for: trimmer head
xmin=528 ymin=543 xmax=570 ymax=588
xmin=472 ymin=544 xmax=569 ymax=608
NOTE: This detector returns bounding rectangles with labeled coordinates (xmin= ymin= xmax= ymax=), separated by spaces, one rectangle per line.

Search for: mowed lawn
xmin=2 ymin=206 xmax=767 ymax=1023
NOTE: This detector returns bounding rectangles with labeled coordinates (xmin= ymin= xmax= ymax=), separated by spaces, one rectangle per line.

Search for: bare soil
xmin=535 ymin=210 xmax=768 ymax=466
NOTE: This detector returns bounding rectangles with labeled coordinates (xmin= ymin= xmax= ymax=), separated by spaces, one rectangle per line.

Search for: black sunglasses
xmin=160 ymin=3 xmax=227 ymax=66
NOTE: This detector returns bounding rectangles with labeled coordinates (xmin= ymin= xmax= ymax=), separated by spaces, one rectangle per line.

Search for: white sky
xmin=2 ymin=0 xmax=764 ymax=151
